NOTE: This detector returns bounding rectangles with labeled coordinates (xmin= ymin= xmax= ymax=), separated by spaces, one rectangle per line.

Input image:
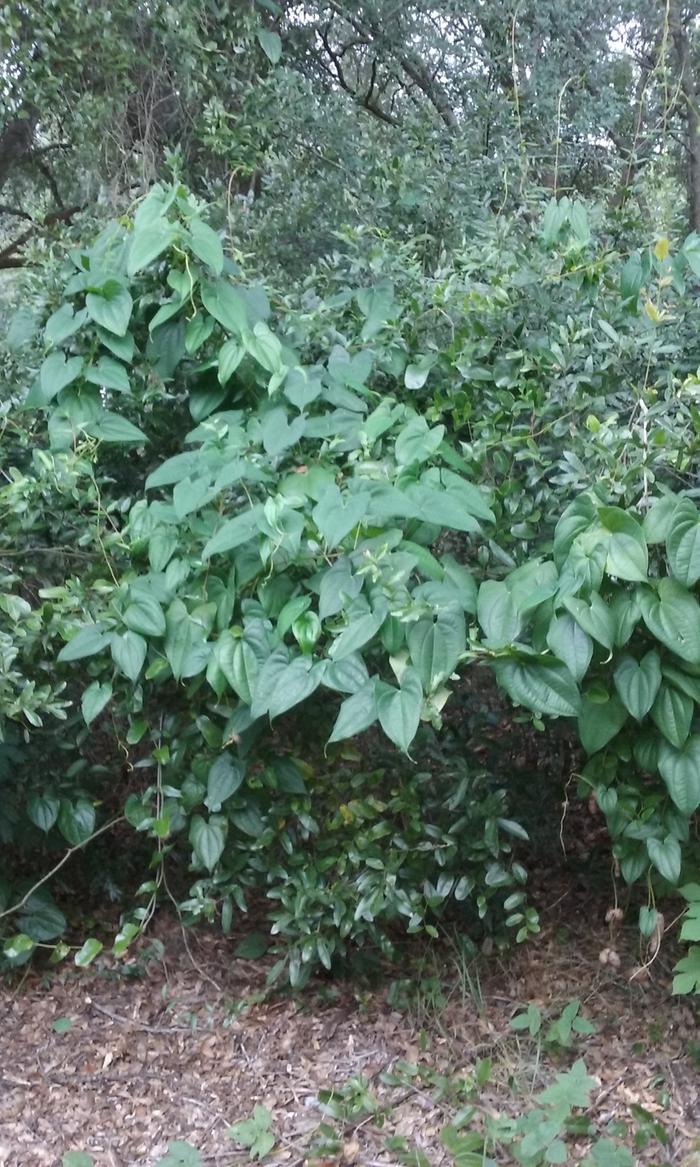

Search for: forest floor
xmin=1 ymin=867 xmax=698 ymax=1167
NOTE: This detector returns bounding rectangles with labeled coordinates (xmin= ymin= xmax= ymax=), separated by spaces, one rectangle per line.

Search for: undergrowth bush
xmin=0 ymin=185 xmax=698 ymax=988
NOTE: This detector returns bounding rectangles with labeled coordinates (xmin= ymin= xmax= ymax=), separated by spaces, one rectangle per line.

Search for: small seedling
xmin=227 ymin=1105 xmax=276 ymax=1160
xmin=441 ymin=1124 xmax=496 ymax=1167
xmin=581 ymin=1139 xmax=634 ymax=1167
xmin=156 ymin=1143 xmax=202 ymax=1167
xmin=306 ymin=1122 xmax=343 ymax=1163
xmin=385 ymin=1135 xmax=432 ymax=1167
xmin=317 ymin=1076 xmax=383 ymax=1124
xmin=510 ymin=999 xmax=596 ymax=1049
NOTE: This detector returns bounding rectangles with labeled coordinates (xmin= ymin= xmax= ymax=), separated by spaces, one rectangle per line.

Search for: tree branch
xmin=0 ymin=204 xmax=82 ymax=269
xmin=0 ymin=204 xmax=34 ymax=222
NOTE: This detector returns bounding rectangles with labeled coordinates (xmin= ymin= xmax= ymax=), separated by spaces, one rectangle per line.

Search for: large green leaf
xmin=662 ymin=663 xmax=700 ymax=704
xmin=613 ymin=650 xmax=661 ymax=720
xmin=81 ymin=681 xmax=113 ymax=726
xmin=26 ymin=794 xmax=60 ymax=832
xmin=111 ymin=630 xmax=147 ymax=681
xmin=190 ymin=814 xmax=227 ymax=871
xmin=578 ymin=694 xmax=627 ymax=754
xmin=313 ymin=486 xmax=368 ymax=548
xmin=86 ymin=355 xmax=131 ymax=393
xmin=321 ymin=654 xmax=370 ymax=694
xmin=545 ymin=614 xmax=593 ymax=682
xmin=651 ymin=683 xmax=693 ymax=748
xmin=216 ymin=634 xmax=260 ymax=704
xmin=610 ymin=589 xmax=641 ymax=647
xmin=376 ymin=668 xmax=423 ymax=753
xmin=563 ymin=594 xmax=615 ymax=651
xmin=45 ymin=303 xmax=87 ymax=345
xmin=647 ymin=835 xmax=682 ymax=884
xmin=201 ymin=281 xmax=248 ymax=333
xmin=218 ymin=339 xmax=244 ymax=384
xmin=86 ymin=412 xmax=147 ymax=444
xmin=477 ymin=581 xmax=521 ymax=647
xmin=658 ymin=736 xmax=700 ymax=814
xmin=642 ymin=494 xmax=681 ymax=544
xmin=127 ymin=220 xmax=176 ymax=276
xmin=57 ymin=798 xmax=96 ymax=845
xmin=148 ymin=297 xmax=183 ymax=332
xmin=319 ymin=559 xmax=363 ymax=620
xmin=149 ymin=528 xmax=178 ymax=572
xmin=203 ymin=507 xmax=262 ymax=559
xmin=205 ymin=754 xmax=244 ymax=811
xmin=408 ymin=610 xmax=465 ymax=691
xmin=404 ymin=354 xmax=436 ymax=390
xmin=666 ymin=499 xmax=700 ymax=587
xmin=74 ymin=937 xmax=104 ymax=968
xmin=553 ymin=495 xmax=598 ymax=568
xmin=598 ymin=506 xmax=648 ymax=581
xmin=244 ymin=321 xmax=284 ymax=373
xmin=85 ymin=282 xmax=133 ymax=336
xmin=395 ymin=416 xmax=445 ymax=466
xmin=493 ymin=659 xmax=580 ymax=718
xmin=187 ymin=218 xmax=224 ymax=275
xmin=123 ymin=593 xmax=166 ymax=637
xmin=620 ymin=251 xmax=643 ymax=302
xmin=27 ymin=351 xmax=83 ymax=406
xmin=186 ymin=313 xmax=214 ymax=355
xmin=164 ymin=601 xmax=210 ymax=679
xmin=442 ymin=556 xmax=478 ymax=613
xmin=18 ymin=895 xmax=67 ymax=941
xmin=640 ymin=580 xmax=700 ymax=664
xmin=406 ymin=484 xmax=483 ymax=532
xmin=173 ymin=475 xmax=211 ymax=519
xmin=328 ymin=679 xmax=379 ymax=743
xmin=257 ymin=27 xmax=282 ymax=63
xmin=58 ymin=622 xmax=112 ymax=662
xmin=506 ymin=558 xmax=558 ymax=617
xmin=260 ymin=407 xmax=305 ymax=455
xmin=284 ymin=367 xmax=323 ymax=410
xmin=329 ymin=608 xmax=386 ymax=661
xmin=250 ymin=646 xmax=320 ymax=719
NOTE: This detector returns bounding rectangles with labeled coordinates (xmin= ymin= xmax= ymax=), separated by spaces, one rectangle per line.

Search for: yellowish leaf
xmin=654 ymin=236 xmax=670 ymax=261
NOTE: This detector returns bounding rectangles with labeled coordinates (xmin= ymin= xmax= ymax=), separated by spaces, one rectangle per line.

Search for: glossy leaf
xmin=493 ymin=659 xmax=580 ymax=718
xmin=111 ymin=630 xmax=147 ymax=681
xmin=647 ymin=835 xmax=682 ymax=884
xmin=205 ymin=754 xmax=244 ymax=811
xmin=546 ymin=614 xmax=593 ymax=682
xmin=651 ymin=683 xmax=693 ymax=748
xmin=666 ymin=499 xmax=700 ymax=587
xmin=85 ymin=283 xmax=133 ymax=336
xmin=613 ymin=651 xmax=661 ymax=720
xmin=376 ymin=668 xmax=423 ymax=753
xmin=190 ymin=815 xmax=227 ymax=871
xmin=640 ymin=580 xmax=700 ymax=665
xmin=408 ymin=610 xmax=465 ymax=691
xmin=658 ymin=736 xmax=700 ymax=815
xmin=81 ymin=681 xmax=113 ymax=725
xmin=578 ymin=694 xmax=627 ymax=754
xmin=328 ymin=680 xmax=379 ymax=743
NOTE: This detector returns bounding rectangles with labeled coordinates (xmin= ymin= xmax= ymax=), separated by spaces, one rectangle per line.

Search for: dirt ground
xmin=1 ymin=883 xmax=698 ymax=1167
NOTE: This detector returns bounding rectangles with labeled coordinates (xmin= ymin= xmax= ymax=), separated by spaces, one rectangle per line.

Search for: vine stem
xmin=0 ymin=816 xmax=125 ymax=922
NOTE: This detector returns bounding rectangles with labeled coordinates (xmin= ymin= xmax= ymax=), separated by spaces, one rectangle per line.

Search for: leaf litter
xmin=0 ymin=882 xmax=698 ymax=1167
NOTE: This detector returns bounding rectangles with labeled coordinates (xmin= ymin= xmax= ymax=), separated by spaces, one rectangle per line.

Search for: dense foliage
xmin=1 ymin=2 xmax=699 ymax=992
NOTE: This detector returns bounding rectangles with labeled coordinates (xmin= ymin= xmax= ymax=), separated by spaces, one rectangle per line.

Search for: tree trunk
xmin=0 ymin=108 xmax=38 ymax=194
xmin=669 ymin=2 xmax=700 ymax=233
